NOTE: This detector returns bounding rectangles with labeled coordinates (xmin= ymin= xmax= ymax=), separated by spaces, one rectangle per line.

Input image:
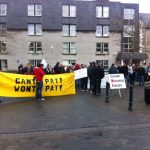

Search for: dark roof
xmin=117 ymin=52 xmax=148 ymax=60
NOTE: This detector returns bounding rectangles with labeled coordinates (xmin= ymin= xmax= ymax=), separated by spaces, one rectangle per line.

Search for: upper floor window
xmin=62 ymin=5 xmax=76 ymax=17
xmin=96 ymin=6 xmax=109 ymax=18
xmin=0 ymin=4 xmax=7 ymax=16
xmin=96 ymin=25 xmax=109 ymax=37
xmin=28 ymin=41 xmax=42 ymax=53
xmin=63 ymin=42 xmax=76 ymax=54
xmin=28 ymin=4 xmax=42 ymax=16
xmin=28 ymin=24 xmax=42 ymax=35
xmin=124 ymin=9 xmax=135 ymax=20
xmin=0 ymin=41 xmax=7 ymax=53
xmin=96 ymin=43 xmax=109 ymax=54
xmin=63 ymin=25 xmax=76 ymax=36
xmin=123 ymin=25 xmax=134 ymax=37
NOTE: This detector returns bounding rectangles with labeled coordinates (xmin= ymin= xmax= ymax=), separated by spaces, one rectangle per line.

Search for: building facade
xmin=139 ymin=13 xmax=150 ymax=63
xmin=0 ymin=0 xmax=140 ymax=71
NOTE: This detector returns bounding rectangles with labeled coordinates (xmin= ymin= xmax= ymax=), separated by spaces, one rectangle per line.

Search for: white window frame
xmin=96 ymin=6 xmax=109 ymax=18
xmin=124 ymin=9 xmax=135 ymax=20
xmin=28 ymin=4 xmax=42 ymax=16
xmin=63 ymin=25 xmax=76 ymax=36
xmin=0 ymin=4 xmax=7 ymax=16
xmin=123 ymin=25 xmax=134 ymax=37
xmin=28 ymin=24 xmax=42 ymax=35
xmin=62 ymin=5 xmax=76 ymax=17
xmin=63 ymin=42 xmax=76 ymax=54
xmin=96 ymin=25 xmax=109 ymax=37
xmin=28 ymin=41 xmax=42 ymax=53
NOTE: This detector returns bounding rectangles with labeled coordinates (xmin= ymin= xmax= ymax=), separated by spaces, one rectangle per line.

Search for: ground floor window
xmin=29 ymin=59 xmax=42 ymax=67
xmin=63 ymin=60 xmax=76 ymax=66
xmin=0 ymin=59 xmax=7 ymax=71
xmin=96 ymin=60 xmax=109 ymax=71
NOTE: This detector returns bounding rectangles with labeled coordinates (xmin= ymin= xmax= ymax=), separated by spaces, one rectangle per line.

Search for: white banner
xmin=108 ymin=74 xmax=126 ymax=89
xmin=74 ymin=68 xmax=87 ymax=80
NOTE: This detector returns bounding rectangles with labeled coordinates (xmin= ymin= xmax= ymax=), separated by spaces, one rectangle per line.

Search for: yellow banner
xmin=0 ymin=72 xmax=76 ymax=97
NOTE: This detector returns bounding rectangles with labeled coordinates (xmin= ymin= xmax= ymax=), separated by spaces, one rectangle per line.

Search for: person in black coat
xmin=92 ymin=63 xmax=104 ymax=96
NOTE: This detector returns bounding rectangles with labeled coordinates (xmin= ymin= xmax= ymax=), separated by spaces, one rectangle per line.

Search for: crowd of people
xmin=108 ymin=62 xmax=150 ymax=86
xmin=17 ymin=61 xmax=150 ymax=100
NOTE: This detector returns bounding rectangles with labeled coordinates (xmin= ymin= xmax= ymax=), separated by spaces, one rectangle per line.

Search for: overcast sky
xmin=110 ymin=0 xmax=150 ymax=13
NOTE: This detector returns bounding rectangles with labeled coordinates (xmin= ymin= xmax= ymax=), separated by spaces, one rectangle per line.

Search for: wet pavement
xmin=0 ymin=84 xmax=150 ymax=150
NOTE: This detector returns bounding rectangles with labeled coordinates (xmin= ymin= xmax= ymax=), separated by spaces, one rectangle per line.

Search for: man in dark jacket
xmin=92 ymin=63 xmax=104 ymax=96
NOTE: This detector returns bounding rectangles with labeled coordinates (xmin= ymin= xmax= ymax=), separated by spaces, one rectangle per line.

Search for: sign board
xmin=101 ymin=72 xmax=109 ymax=88
xmin=108 ymin=74 xmax=126 ymax=89
xmin=74 ymin=68 xmax=87 ymax=80
xmin=41 ymin=59 xmax=47 ymax=68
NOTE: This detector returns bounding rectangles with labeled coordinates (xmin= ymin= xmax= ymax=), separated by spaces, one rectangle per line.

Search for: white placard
xmin=74 ymin=68 xmax=87 ymax=80
xmin=108 ymin=74 xmax=126 ymax=89
xmin=41 ymin=59 xmax=47 ymax=68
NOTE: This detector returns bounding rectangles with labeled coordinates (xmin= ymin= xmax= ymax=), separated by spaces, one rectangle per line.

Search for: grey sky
xmin=110 ymin=0 xmax=150 ymax=13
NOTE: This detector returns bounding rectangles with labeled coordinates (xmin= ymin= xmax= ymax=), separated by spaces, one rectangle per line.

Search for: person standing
xmin=33 ymin=64 xmax=45 ymax=101
xmin=93 ymin=63 xmax=104 ymax=96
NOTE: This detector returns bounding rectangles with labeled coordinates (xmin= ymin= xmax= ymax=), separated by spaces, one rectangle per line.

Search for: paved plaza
xmin=0 ymin=85 xmax=150 ymax=150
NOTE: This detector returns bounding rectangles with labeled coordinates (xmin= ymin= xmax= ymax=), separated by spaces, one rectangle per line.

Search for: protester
xmin=18 ymin=64 xmax=24 ymax=74
xmin=66 ymin=65 xmax=74 ymax=73
xmin=23 ymin=63 xmax=33 ymax=75
xmin=128 ymin=64 xmax=134 ymax=85
xmin=74 ymin=63 xmax=81 ymax=88
xmin=108 ymin=63 xmax=119 ymax=74
xmin=44 ymin=64 xmax=52 ymax=74
xmin=92 ymin=62 xmax=104 ymax=96
xmin=33 ymin=64 xmax=45 ymax=101
xmin=80 ymin=64 xmax=88 ymax=91
xmin=138 ymin=64 xmax=145 ymax=86
xmin=87 ymin=62 xmax=93 ymax=93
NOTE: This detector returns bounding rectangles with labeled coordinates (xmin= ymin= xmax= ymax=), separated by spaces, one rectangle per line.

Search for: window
xmin=62 ymin=5 xmax=76 ymax=17
xmin=63 ymin=60 xmax=76 ymax=66
xmin=123 ymin=25 xmax=134 ymax=37
xmin=96 ymin=25 xmax=109 ymax=37
xmin=96 ymin=60 xmax=109 ymax=70
xmin=0 ymin=60 xmax=7 ymax=71
xmin=124 ymin=9 xmax=135 ymax=20
xmin=63 ymin=25 xmax=76 ymax=36
xmin=96 ymin=6 xmax=109 ymax=18
xmin=29 ymin=59 xmax=42 ymax=66
xmin=63 ymin=42 xmax=76 ymax=54
xmin=123 ymin=37 xmax=132 ymax=52
xmin=96 ymin=43 xmax=109 ymax=54
xmin=29 ymin=42 xmax=42 ymax=53
xmin=0 ymin=23 xmax=6 ymax=35
xmin=0 ymin=41 xmax=7 ymax=53
xmin=28 ymin=4 xmax=42 ymax=16
xmin=28 ymin=24 xmax=42 ymax=35
xmin=0 ymin=4 xmax=7 ymax=16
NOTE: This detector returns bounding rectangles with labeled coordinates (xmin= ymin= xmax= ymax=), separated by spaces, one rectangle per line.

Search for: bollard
xmin=128 ymin=85 xmax=133 ymax=111
xmin=105 ymin=82 xmax=109 ymax=103
xmin=0 ymin=99 xmax=1 ymax=103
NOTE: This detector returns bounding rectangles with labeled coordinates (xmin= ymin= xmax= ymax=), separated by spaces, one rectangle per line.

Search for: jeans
xmin=36 ymin=81 xmax=43 ymax=99
xmin=138 ymin=75 xmax=144 ymax=86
